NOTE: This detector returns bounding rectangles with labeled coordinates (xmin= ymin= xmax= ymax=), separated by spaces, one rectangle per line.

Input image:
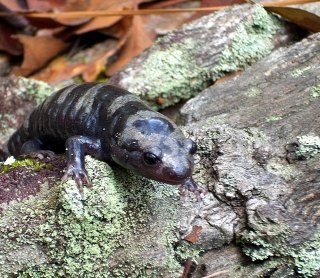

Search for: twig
xmin=0 ymin=0 xmax=318 ymax=18
xmin=203 ymin=269 xmax=230 ymax=278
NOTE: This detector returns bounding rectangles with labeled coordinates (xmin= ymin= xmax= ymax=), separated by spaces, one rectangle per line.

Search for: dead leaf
xmin=12 ymin=34 xmax=69 ymax=76
xmin=82 ymin=36 xmax=127 ymax=81
xmin=31 ymin=38 xmax=124 ymax=83
xmin=74 ymin=15 xmax=122 ymax=34
xmin=184 ymin=225 xmax=203 ymax=243
xmin=50 ymin=0 xmax=134 ymax=26
xmin=106 ymin=15 xmax=153 ymax=76
xmin=265 ymin=6 xmax=320 ymax=32
xmin=0 ymin=23 xmax=22 ymax=55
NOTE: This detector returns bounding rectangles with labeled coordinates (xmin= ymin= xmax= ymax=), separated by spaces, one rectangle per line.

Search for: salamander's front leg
xmin=62 ymin=136 xmax=102 ymax=188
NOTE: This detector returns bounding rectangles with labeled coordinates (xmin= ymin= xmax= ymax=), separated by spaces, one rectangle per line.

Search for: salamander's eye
xmin=183 ymin=139 xmax=197 ymax=155
xmin=143 ymin=152 xmax=159 ymax=165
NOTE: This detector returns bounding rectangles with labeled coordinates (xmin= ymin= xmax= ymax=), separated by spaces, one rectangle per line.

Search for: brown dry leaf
xmin=265 ymin=6 xmax=320 ymax=32
xmin=49 ymin=0 xmax=134 ymax=26
xmin=106 ymin=15 xmax=153 ymax=76
xmin=82 ymin=36 xmax=128 ymax=81
xmin=12 ymin=34 xmax=69 ymax=76
xmin=184 ymin=225 xmax=203 ymax=243
xmin=31 ymin=38 xmax=125 ymax=83
xmin=74 ymin=15 xmax=122 ymax=34
xmin=32 ymin=55 xmax=89 ymax=83
xmin=27 ymin=0 xmax=52 ymax=11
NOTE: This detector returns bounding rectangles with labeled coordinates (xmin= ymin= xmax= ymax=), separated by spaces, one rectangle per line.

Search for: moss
xmin=310 ymin=84 xmax=320 ymax=98
xmin=296 ymin=134 xmax=320 ymax=159
xmin=0 ymin=157 xmax=50 ymax=173
xmin=0 ymin=156 xmax=182 ymax=277
xmin=17 ymin=77 xmax=53 ymax=104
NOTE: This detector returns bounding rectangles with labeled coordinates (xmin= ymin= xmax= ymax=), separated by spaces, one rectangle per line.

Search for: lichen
xmin=291 ymin=66 xmax=312 ymax=77
xmin=265 ymin=115 xmax=283 ymax=122
xmin=17 ymin=77 xmax=53 ymax=104
xmin=245 ymin=87 xmax=262 ymax=97
xmin=0 ymin=156 xmax=182 ymax=277
xmin=175 ymin=241 xmax=202 ymax=264
xmin=211 ymin=6 xmax=283 ymax=80
xmin=241 ymin=217 xmax=320 ymax=277
xmin=0 ymin=156 xmax=50 ymax=173
xmin=294 ymin=232 xmax=320 ymax=277
xmin=310 ymin=84 xmax=320 ymax=98
xmin=126 ymin=5 xmax=283 ymax=109
xmin=296 ymin=134 xmax=320 ymax=159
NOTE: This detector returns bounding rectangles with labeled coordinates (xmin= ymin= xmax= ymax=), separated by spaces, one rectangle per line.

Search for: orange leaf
xmin=82 ymin=36 xmax=127 ymax=81
xmin=106 ymin=15 xmax=153 ymax=76
xmin=31 ymin=37 xmax=125 ymax=83
xmin=265 ymin=6 xmax=320 ymax=32
xmin=12 ymin=34 xmax=69 ymax=76
xmin=75 ymin=15 xmax=122 ymax=34
xmin=48 ymin=0 xmax=133 ymax=26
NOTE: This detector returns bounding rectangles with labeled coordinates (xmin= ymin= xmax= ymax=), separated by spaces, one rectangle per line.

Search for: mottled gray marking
xmin=75 ymin=83 xmax=106 ymax=113
xmin=106 ymin=94 xmax=140 ymax=118
xmin=22 ymin=118 xmax=29 ymax=130
xmin=56 ymin=84 xmax=79 ymax=105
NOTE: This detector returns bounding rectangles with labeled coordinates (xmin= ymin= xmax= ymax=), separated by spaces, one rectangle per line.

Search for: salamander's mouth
xmin=178 ymin=177 xmax=205 ymax=195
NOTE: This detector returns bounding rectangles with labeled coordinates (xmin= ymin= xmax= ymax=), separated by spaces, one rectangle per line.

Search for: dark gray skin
xmin=4 ymin=83 xmax=202 ymax=192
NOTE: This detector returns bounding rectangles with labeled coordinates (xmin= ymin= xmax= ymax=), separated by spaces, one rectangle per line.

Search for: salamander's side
xmin=5 ymin=83 xmax=142 ymax=158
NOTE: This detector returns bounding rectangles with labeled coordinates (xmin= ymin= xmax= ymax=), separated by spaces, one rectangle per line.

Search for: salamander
xmin=3 ymin=83 xmax=201 ymax=192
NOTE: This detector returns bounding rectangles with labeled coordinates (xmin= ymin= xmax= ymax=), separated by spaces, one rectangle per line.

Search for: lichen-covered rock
xmin=109 ymin=4 xmax=299 ymax=109
xmin=0 ymin=156 xmax=187 ymax=277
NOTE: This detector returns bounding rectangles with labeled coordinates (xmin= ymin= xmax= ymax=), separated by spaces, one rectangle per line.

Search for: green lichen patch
xmin=244 ymin=87 xmax=262 ymax=98
xmin=294 ymin=232 xmax=320 ymax=277
xmin=17 ymin=77 xmax=53 ymax=104
xmin=211 ymin=6 xmax=283 ymax=80
xmin=0 ymin=157 xmax=50 ymax=173
xmin=310 ymin=84 xmax=320 ymax=98
xmin=241 ymin=223 xmax=291 ymax=261
xmin=291 ymin=66 xmax=312 ymax=78
xmin=127 ymin=5 xmax=284 ymax=109
xmin=296 ymin=134 xmax=320 ymax=159
xmin=265 ymin=115 xmax=283 ymax=122
xmin=0 ymin=156 xmax=182 ymax=277
xmin=131 ymin=39 xmax=209 ymax=109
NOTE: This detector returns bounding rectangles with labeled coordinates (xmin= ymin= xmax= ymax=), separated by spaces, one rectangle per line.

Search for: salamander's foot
xmin=180 ymin=177 xmax=207 ymax=200
xmin=62 ymin=164 xmax=93 ymax=190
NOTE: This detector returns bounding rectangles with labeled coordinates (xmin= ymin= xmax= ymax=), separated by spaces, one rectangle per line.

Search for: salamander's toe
xmin=62 ymin=164 xmax=93 ymax=189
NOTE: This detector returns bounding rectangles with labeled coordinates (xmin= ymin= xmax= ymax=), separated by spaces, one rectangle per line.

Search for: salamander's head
xmin=110 ymin=113 xmax=200 ymax=191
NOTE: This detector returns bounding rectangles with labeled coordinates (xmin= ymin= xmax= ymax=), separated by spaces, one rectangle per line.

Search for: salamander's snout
xmin=162 ymin=165 xmax=192 ymax=182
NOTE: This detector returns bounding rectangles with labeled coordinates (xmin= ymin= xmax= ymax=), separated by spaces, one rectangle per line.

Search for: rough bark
xmin=180 ymin=32 xmax=320 ymax=277
xmin=0 ymin=4 xmax=319 ymax=278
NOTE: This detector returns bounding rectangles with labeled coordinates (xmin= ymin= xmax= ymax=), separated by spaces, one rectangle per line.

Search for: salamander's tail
xmin=0 ymin=148 xmax=8 ymax=161
xmin=3 ymin=129 xmax=26 ymax=159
